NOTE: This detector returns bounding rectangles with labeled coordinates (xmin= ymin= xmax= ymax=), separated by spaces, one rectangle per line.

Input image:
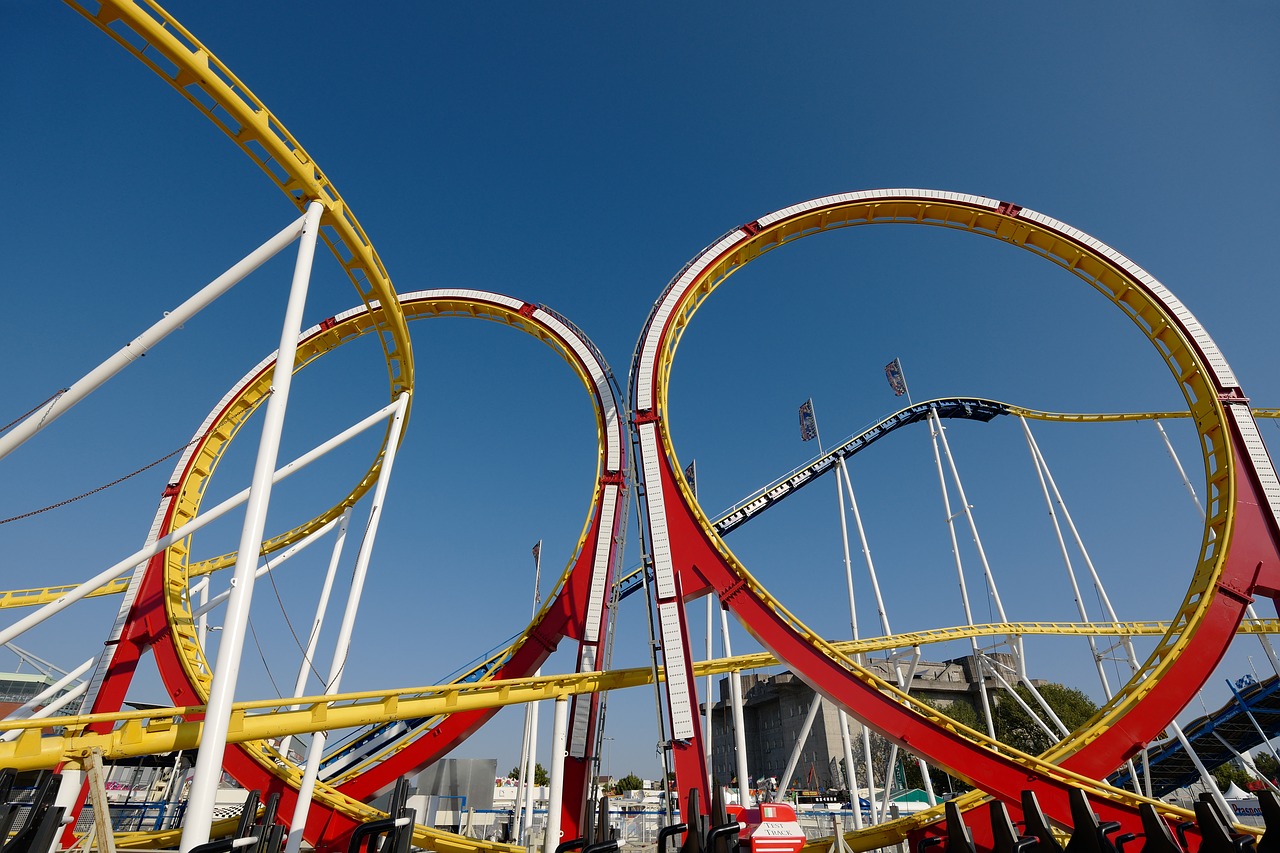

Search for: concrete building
xmin=705 ymin=654 xmax=1021 ymax=791
xmin=0 ymin=670 xmax=68 ymax=717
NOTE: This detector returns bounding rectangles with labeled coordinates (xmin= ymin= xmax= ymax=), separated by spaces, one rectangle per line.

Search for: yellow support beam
xmin=7 ymin=618 xmax=1278 ymax=770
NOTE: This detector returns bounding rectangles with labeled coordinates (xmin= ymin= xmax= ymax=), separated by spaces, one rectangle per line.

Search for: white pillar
xmin=720 ymin=606 xmax=751 ymax=807
xmin=1171 ymin=721 xmax=1235 ymax=819
xmin=544 ymin=696 xmax=571 ymax=853
xmin=196 ymin=578 xmax=210 ymax=648
xmin=705 ymin=594 xmax=715 ymax=792
xmin=181 ymin=201 xmax=324 ymax=853
xmin=927 ymin=410 xmax=996 ymax=738
xmin=521 ymin=672 xmax=542 ymax=846
xmin=278 ymin=508 xmax=352 ymax=761
xmin=49 ymin=769 xmax=85 ymax=853
xmin=284 ymin=392 xmax=410 ymax=853
xmin=838 ymin=711 xmax=863 ymax=830
xmin=777 ymin=695 xmax=823 ymax=796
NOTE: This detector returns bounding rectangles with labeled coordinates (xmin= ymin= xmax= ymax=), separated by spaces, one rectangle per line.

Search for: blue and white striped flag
xmin=798 ymin=399 xmax=818 ymax=442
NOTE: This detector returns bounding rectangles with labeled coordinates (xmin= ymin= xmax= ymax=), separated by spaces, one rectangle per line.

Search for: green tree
xmin=908 ymin=683 xmax=1099 ymax=793
xmin=614 ymin=772 xmax=644 ymax=794
xmin=905 ymin=698 xmax=983 ymax=795
xmin=1253 ymin=752 xmax=1279 ymax=783
xmin=993 ymin=683 xmax=1099 ymax=756
xmin=1211 ymin=761 xmax=1256 ymax=793
xmin=507 ymin=762 xmax=549 ymax=786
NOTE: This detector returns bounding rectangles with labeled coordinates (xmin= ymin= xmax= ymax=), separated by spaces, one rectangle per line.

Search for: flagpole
xmin=519 ymin=540 xmax=544 ymax=845
xmin=798 ymin=397 xmax=871 ymax=821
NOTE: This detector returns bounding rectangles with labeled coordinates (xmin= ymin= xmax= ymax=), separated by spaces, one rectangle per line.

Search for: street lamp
xmin=602 ymin=736 xmax=615 ymax=780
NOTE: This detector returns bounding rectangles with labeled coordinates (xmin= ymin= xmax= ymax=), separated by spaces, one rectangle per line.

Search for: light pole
xmin=602 ymin=736 xmax=615 ymax=783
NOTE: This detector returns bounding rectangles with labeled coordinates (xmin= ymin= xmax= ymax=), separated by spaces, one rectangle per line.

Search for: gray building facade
xmin=705 ymin=655 xmax=1020 ymax=791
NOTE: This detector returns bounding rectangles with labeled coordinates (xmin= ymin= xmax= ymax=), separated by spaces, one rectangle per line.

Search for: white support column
xmin=544 ymin=696 xmax=571 ymax=853
xmin=50 ymin=770 xmax=85 ymax=853
xmin=927 ymin=410 xmax=996 ymax=738
xmin=705 ymin=594 xmax=715 ymax=792
xmin=278 ymin=508 xmax=352 ymax=761
xmin=196 ymin=578 xmax=210 ymax=648
xmin=720 ymin=605 xmax=751 ymax=808
xmin=520 ymin=550 xmax=545 ymax=847
xmin=1211 ymin=732 xmax=1280 ymax=796
xmin=777 ymin=695 xmax=822 ymax=799
xmin=932 ymin=411 xmax=1014 ymax=642
xmin=284 ymin=391 xmax=410 ymax=853
xmin=838 ymin=461 xmax=892 ymax=636
xmin=1020 ymin=417 xmax=1114 ymax=696
xmin=1171 ymin=721 xmax=1235 ymax=819
xmin=832 ymin=454 xmax=879 ymax=819
xmin=886 ymin=651 xmax=936 ymax=808
xmin=0 ymin=212 xmax=308 ymax=462
xmin=520 ymin=673 xmax=542 ymax=846
xmin=513 ymin=713 xmax=530 ymax=843
xmin=181 ymin=201 xmax=323 ymax=853
xmin=1023 ymin=417 xmax=1159 ymax=793
xmin=983 ymin=661 xmax=1061 ymax=740
xmin=857 ymin=715 xmax=877 ymax=823
xmin=1155 ymin=419 xmax=1206 ymax=516
xmin=837 ymin=711 xmax=863 ymax=831
xmin=834 ymin=461 xmax=859 ymax=644
xmin=191 ymin=517 xmax=341 ymax=621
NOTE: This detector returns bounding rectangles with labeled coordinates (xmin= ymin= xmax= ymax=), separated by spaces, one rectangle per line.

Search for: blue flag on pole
xmin=884 ymin=359 xmax=907 ymax=396
xmin=798 ymin=399 xmax=818 ymax=442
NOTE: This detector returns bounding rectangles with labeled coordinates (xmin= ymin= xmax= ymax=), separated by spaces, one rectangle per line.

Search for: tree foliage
xmin=905 ymin=682 xmax=1101 ymax=794
xmin=1253 ymin=752 xmax=1279 ymax=783
xmin=1211 ymin=762 xmax=1255 ymax=793
xmin=507 ymin=762 xmax=549 ymax=786
xmin=614 ymin=772 xmax=644 ymax=794
xmin=993 ymin=683 xmax=1099 ymax=756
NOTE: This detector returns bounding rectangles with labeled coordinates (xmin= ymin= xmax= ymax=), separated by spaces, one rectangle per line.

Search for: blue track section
xmin=615 ymin=397 xmax=1008 ymax=602
xmin=1111 ymin=674 xmax=1280 ymax=795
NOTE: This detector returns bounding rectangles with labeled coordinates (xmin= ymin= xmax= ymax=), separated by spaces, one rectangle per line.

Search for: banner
xmin=798 ymin=399 xmax=818 ymax=442
xmin=684 ymin=459 xmax=698 ymax=499
xmin=884 ymin=358 xmax=907 ymax=396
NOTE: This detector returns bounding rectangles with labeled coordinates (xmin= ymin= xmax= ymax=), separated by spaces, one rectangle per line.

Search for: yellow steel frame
xmin=10 ymin=618 xmax=1280 ymax=769
xmin=7 ymin=616 xmax=1276 ymax=848
xmin=63 ymin=0 xmax=416 ymax=571
xmin=152 ymin=293 xmax=614 ymax=800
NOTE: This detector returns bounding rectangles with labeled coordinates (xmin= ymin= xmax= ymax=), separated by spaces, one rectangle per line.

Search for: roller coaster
xmin=3 ymin=3 xmax=1280 ymax=853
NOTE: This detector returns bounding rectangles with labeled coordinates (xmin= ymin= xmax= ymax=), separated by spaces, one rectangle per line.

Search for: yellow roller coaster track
xmin=10 ymin=617 xmax=1275 ymax=850
xmin=136 ymin=290 xmax=622 ymax=811
xmin=6 ymin=617 xmax=1278 ymax=767
xmin=63 ymin=0 xmax=415 ymax=564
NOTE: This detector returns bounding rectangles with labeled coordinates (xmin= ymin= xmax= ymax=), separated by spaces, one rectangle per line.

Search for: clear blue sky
xmin=2 ymin=3 xmax=1279 ymax=785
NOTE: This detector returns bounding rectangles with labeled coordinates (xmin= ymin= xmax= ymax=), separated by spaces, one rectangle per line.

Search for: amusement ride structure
xmin=4 ymin=4 xmax=1280 ymax=853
